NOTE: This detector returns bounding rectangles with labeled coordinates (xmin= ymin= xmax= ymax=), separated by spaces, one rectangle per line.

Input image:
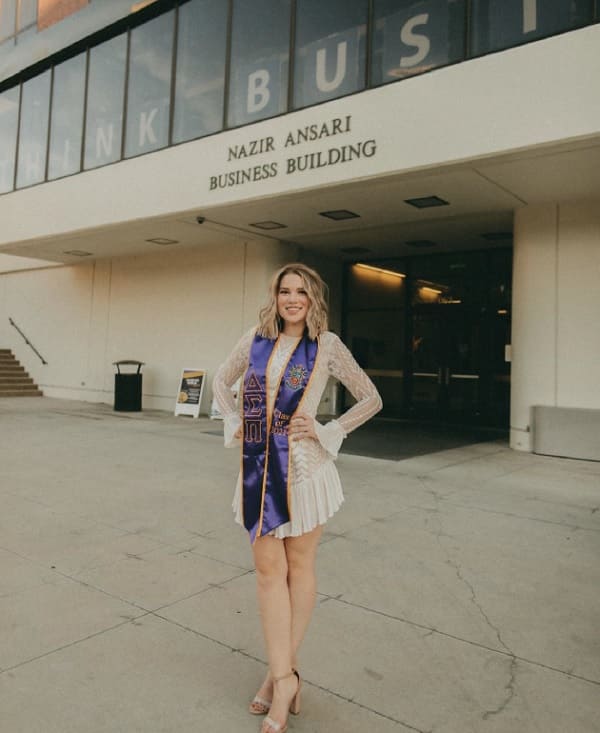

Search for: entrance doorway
xmin=342 ymin=249 xmax=512 ymax=427
xmin=411 ymin=306 xmax=481 ymax=420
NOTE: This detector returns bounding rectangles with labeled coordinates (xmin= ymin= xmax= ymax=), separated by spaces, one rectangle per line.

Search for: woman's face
xmin=277 ymin=272 xmax=310 ymax=330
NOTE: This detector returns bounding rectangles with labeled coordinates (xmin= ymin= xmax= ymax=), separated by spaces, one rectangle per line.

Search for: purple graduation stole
xmin=242 ymin=331 xmax=319 ymax=543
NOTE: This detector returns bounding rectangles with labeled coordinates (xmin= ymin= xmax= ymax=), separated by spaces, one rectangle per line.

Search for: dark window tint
xmin=371 ymin=0 xmax=465 ymax=85
xmin=293 ymin=0 xmax=368 ymax=109
xmin=471 ymin=0 xmax=594 ymax=55
xmin=84 ymin=35 xmax=126 ymax=170
xmin=48 ymin=53 xmax=86 ymax=180
xmin=16 ymin=70 xmax=51 ymax=188
xmin=173 ymin=0 xmax=227 ymax=143
xmin=228 ymin=0 xmax=291 ymax=128
xmin=125 ymin=10 xmax=174 ymax=158
xmin=0 ymin=85 xmax=19 ymax=192
xmin=411 ymin=252 xmax=485 ymax=306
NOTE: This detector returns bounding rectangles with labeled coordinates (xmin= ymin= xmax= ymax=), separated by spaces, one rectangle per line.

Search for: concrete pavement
xmin=0 ymin=397 xmax=599 ymax=732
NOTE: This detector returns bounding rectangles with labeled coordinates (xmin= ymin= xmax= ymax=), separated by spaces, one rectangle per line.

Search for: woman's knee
xmin=286 ymin=549 xmax=316 ymax=582
xmin=285 ymin=527 xmax=322 ymax=580
xmin=253 ymin=539 xmax=288 ymax=588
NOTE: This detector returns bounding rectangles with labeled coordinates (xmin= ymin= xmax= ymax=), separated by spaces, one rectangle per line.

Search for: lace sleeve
xmin=327 ymin=333 xmax=383 ymax=436
xmin=212 ymin=327 xmax=254 ymax=424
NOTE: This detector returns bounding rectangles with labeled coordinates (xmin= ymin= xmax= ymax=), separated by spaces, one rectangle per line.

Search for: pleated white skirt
xmin=232 ymin=460 xmax=344 ymax=538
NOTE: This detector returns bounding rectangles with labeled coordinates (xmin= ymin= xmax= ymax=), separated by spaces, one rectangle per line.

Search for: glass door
xmin=342 ymin=249 xmax=512 ymax=427
xmin=411 ymin=311 xmax=444 ymax=414
xmin=410 ymin=307 xmax=481 ymax=420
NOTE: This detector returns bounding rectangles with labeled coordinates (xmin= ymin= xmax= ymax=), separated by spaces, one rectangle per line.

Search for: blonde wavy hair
xmin=258 ymin=263 xmax=329 ymax=340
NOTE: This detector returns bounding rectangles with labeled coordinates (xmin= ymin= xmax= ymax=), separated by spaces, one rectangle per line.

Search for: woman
xmin=212 ymin=263 xmax=382 ymax=733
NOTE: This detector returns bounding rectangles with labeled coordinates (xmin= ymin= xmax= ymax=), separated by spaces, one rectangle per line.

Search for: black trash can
xmin=113 ymin=360 xmax=144 ymax=412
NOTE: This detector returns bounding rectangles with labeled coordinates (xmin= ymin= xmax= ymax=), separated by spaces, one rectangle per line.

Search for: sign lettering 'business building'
xmin=1 ymin=0 xmax=591 ymax=194
xmin=209 ymin=115 xmax=377 ymax=191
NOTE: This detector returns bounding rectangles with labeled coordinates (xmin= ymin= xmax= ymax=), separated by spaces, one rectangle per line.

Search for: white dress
xmin=212 ymin=329 xmax=382 ymax=538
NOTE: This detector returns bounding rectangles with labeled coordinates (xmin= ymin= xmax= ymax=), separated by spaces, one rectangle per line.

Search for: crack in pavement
xmin=483 ymin=656 xmax=518 ymax=721
xmin=421 ymin=476 xmax=519 ymax=722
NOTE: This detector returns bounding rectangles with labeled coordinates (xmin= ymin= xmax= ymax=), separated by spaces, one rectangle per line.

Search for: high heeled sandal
xmin=249 ymin=669 xmax=298 ymax=716
xmin=261 ymin=670 xmax=301 ymax=733
xmin=249 ymin=693 xmax=271 ymax=716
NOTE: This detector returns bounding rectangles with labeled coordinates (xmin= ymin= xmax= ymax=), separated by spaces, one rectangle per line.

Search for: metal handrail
xmin=8 ymin=318 xmax=47 ymax=365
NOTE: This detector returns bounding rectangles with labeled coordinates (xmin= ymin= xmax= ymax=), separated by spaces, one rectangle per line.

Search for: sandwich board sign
xmin=174 ymin=369 xmax=206 ymax=418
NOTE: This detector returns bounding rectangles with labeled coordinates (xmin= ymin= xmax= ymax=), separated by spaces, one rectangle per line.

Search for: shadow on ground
xmin=341 ymin=418 xmax=508 ymax=461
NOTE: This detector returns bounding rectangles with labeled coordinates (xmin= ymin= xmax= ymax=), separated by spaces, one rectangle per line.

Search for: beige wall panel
xmin=104 ymin=243 xmax=247 ymax=411
xmin=556 ymin=200 xmax=600 ymax=408
xmin=511 ymin=199 xmax=600 ymax=453
xmin=0 ymin=240 xmax=304 ymax=411
xmin=510 ymin=204 xmax=558 ymax=451
xmin=1 ymin=264 xmax=96 ymax=397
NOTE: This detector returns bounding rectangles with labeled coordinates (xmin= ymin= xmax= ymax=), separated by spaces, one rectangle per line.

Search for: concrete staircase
xmin=0 ymin=349 xmax=43 ymax=397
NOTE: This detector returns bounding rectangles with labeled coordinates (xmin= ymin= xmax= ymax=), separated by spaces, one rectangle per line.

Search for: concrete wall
xmin=510 ymin=199 xmax=600 ymax=454
xmin=0 ymin=239 xmax=307 ymax=412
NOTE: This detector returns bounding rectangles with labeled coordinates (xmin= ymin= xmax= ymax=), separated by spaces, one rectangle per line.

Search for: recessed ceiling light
xmin=405 ymin=240 xmax=437 ymax=248
xmin=319 ymin=209 xmax=360 ymax=221
xmin=146 ymin=237 xmax=179 ymax=245
xmin=63 ymin=250 xmax=92 ymax=256
xmin=354 ymin=263 xmax=406 ymax=279
xmin=481 ymin=231 xmax=512 ymax=241
xmin=250 ymin=221 xmax=287 ymax=230
xmin=404 ymin=196 xmax=449 ymax=209
xmin=341 ymin=246 xmax=372 ymax=254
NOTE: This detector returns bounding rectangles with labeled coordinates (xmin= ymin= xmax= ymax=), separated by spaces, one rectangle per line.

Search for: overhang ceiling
xmin=2 ymin=136 xmax=599 ymax=265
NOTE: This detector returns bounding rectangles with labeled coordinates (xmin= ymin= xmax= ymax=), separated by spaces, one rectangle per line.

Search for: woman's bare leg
xmin=285 ymin=524 xmax=323 ymax=669
xmin=252 ymin=527 xmax=322 ymax=729
xmin=252 ymin=534 xmax=293 ymax=675
xmin=253 ymin=534 xmax=299 ymax=730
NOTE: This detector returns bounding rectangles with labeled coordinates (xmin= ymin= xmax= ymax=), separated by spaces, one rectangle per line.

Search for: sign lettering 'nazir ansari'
xmin=209 ymin=115 xmax=377 ymax=191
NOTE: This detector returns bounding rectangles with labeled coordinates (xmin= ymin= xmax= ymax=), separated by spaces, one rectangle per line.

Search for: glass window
xmin=347 ymin=261 xmax=406 ymax=310
xmin=48 ymin=53 xmax=86 ymax=180
xmin=411 ymin=252 xmax=485 ymax=306
xmin=293 ymin=0 xmax=367 ymax=110
xmin=84 ymin=35 xmax=126 ymax=170
xmin=16 ymin=70 xmax=51 ymax=188
xmin=471 ymin=0 xmax=594 ymax=56
xmin=371 ymin=0 xmax=465 ymax=85
xmin=0 ymin=0 xmax=16 ymax=42
xmin=18 ymin=0 xmax=37 ymax=30
xmin=228 ymin=0 xmax=291 ymax=128
xmin=0 ymin=85 xmax=19 ymax=193
xmin=173 ymin=0 xmax=227 ymax=144
xmin=345 ymin=261 xmax=406 ymax=415
xmin=124 ymin=10 xmax=174 ymax=158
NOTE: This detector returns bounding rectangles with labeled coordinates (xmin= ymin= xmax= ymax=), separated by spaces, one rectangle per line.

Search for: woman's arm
xmin=328 ymin=334 xmax=383 ymax=435
xmin=212 ymin=328 xmax=255 ymax=446
xmin=302 ymin=333 xmax=382 ymax=458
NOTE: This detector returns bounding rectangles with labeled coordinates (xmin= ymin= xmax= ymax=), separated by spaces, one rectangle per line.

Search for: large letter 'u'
xmin=316 ymin=41 xmax=347 ymax=93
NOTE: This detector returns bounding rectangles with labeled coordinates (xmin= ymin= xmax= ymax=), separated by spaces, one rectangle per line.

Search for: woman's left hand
xmin=289 ymin=412 xmax=317 ymax=441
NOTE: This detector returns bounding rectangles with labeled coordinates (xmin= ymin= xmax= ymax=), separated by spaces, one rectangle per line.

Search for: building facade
xmin=1 ymin=0 xmax=599 ymax=459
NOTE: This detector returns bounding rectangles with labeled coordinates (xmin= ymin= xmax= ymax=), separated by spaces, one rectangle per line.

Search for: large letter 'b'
xmin=247 ymin=70 xmax=271 ymax=114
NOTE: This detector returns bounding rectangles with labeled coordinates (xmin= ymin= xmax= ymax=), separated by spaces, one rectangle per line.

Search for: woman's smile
xmin=278 ymin=273 xmax=309 ymax=332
